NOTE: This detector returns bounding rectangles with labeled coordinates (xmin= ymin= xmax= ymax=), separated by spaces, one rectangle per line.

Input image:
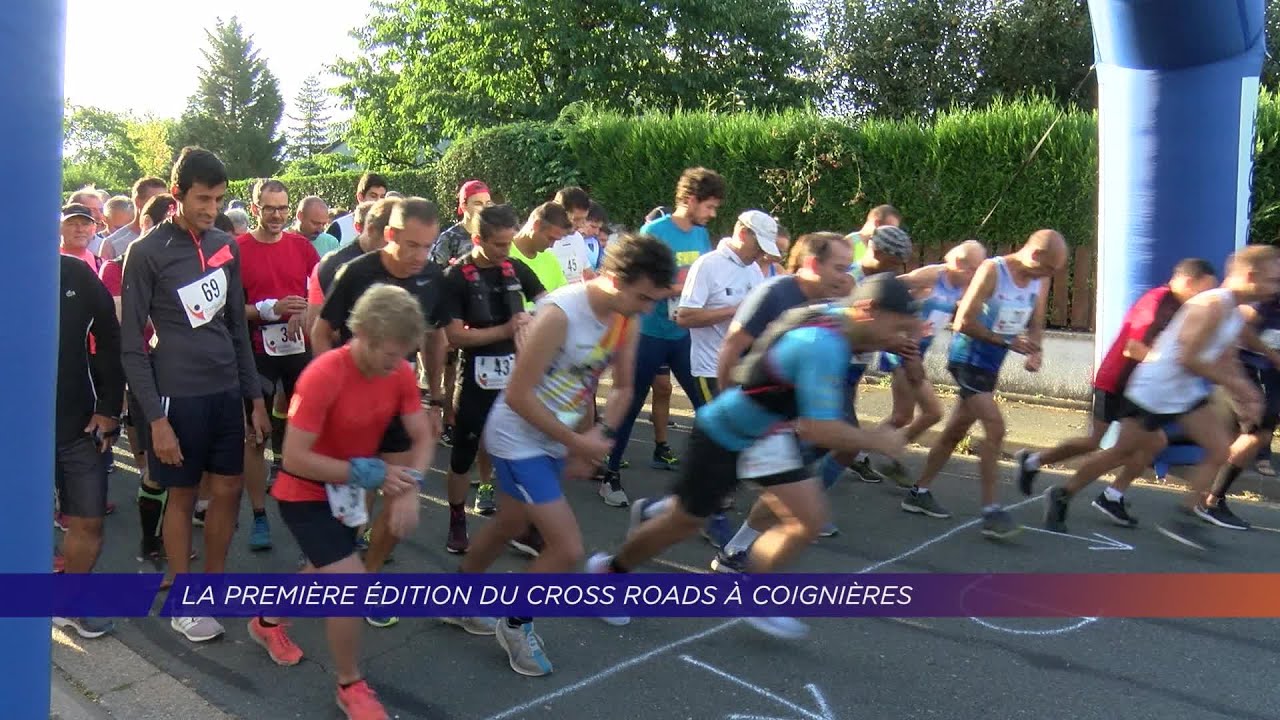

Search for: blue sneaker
xmin=819 ymin=522 xmax=839 ymax=537
xmin=249 ymin=515 xmax=272 ymax=552
xmin=650 ymin=443 xmax=679 ymax=470
xmin=496 ymin=621 xmax=553 ymax=676
xmin=700 ymin=514 xmax=733 ymax=548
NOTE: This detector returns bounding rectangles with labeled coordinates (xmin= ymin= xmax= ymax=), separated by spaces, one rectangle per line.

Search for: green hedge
xmin=227 ymin=168 xmax=439 ymax=214
xmin=228 ymin=93 xmax=1280 ymax=248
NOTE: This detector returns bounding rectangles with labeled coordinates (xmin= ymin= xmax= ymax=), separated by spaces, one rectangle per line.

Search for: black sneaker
xmin=440 ymin=424 xmax=455 ymax=448
xmin=1043 ymin=487 xmax=1070 ymax=532
xmin=1091 ymin=492 xmax=1138 ymax=527
xmin=1014 ymin=449 xmax=1039 ymax=496
xmin=509 ymin=527 xmax=544 ymax=557
xmin=1195 ymin=500 xmax=1251 ymax=530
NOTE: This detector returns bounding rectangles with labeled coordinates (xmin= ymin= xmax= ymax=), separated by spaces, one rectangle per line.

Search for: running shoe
xmin=441 ymin=616 xmax=498 ymax=635
xmin=249 ymin=515 xmax=272 ymax=552
xmin=509 ymin=527 xmax=544 ymax=557
xmin=53 ymin=617 xmax=114 ymax=639
xmin=1091 ymin=493 xmax=1138 ymax=527
xmin=54 ymin=553 xmax=65 ymax=574
xmin=336 ymin=679 xmax=389 ymax=720
xmin=54 ymin=512 xmax=68 ymax=532
xmin=1043 ymin=486 xmax=1070 ymax=532
xmin=248 ymin=618 xmax=303 ymax=665
xmin=1014 ymin=449 xmax=1039 ymax=496
xmin=629 ymin=497 xmax=662 ymax=534
xmin=446 ymin=513 xmax=469 ymax=554
xmin=599 ymin=470 xmax=629 ymax=507
xmin=355 ymin=528 xmax=370 ymax=551
xmin=745 ymin=616 xmax=809 ymax=640
xmin=440 ymin=425 xmax=455 ymax=448
xmin=701 ymin=514 xmax=733 ymax=548
xmin=192 ymin=507 xmax=207 ymax=527
xmin=901 ymin=490 xmax=952 ymax=518
xmin=710 ymin=549 xmax=747 ymax=574
xmin=171 ymin=616 xmax=224 ymax=642
xmin=650 ymin=442 xmax=679 ymax=470
xmin=1256 ymin=459 xmax=1276 ymax=477
xmin=850 ymin=457 xmax=885 ymax=483
xmin=981 ymin=508 xmax=1021 ymax=539
xmin=496 ymin=621 xmax=553 ymax=676
xmin=876 ymin=458 xmax=913 ymax=488
xmin=1195 ymin=500 xmax=1251 ymax=530
xmin=817 ymin=522 xmax=840 ymax=538
xmin=474 ymin=484 xmax=496 ymax=515
xmin=365 ymin=617 xmax=399 ymax=628
xmin=584 ymin=553 xmax=630 ymax=626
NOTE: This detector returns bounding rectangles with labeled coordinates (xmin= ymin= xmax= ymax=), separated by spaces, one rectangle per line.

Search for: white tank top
xmin=484 ymin=283 xmax=631 ymax=460
xmin=1125 ymin=288 xmax=1244 ymax=414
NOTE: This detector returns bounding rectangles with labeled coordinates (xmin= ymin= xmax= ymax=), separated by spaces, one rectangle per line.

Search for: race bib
xmin=325 ymin=484 xmax=368 ymax=528
xmin=922 ymin=309 xmax=952 ymax=337
xmin=738 ymin=431 xmax=803 ymax=479
xmin=552 ymin=245 xmax=585 ymax=284
xmin=262 ymin=322 xmax=305 ymax=356
xmin=1262 ymin=328 xmax=1280 ymax=350
xmin=992 ymin=305 xmax=1032 ymax=336
xmin=668 ymin=300 xmax=680 ymax=322
xmin=475 ymin=354 xmax=515 ymax=390
xmin=175 ymin=267 xmax=227 ymax=329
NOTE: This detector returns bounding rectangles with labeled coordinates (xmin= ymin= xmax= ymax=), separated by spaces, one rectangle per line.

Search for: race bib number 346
xmin=176 ymin=268 xmax=228 ymax=329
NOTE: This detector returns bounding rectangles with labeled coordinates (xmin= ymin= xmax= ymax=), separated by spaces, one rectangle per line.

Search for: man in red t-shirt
xmin=1013 ymin=258 xmax=1218 ymax=524
xmin=251 ymin=284 xmax=433 ymax=720
xmin=238 ymin=179 xmax=322 ymax=553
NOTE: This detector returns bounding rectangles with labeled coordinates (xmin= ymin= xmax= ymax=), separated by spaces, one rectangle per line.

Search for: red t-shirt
xmin=270 ymin=346 xmax=421 ymax=502
xmin=306 ymin=263 xmax=324 ymax=306
xmin=236 ymin=232 xmax=321 ymax=354
xmin=1093 ymin=286 xmax=1182 ymax=394
xmin=98 ymin=259 xmax=156 ymax=350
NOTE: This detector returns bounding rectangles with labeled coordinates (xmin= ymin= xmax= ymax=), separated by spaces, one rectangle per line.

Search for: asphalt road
xmin=78 ymin=401 xmax=1280 ymax=720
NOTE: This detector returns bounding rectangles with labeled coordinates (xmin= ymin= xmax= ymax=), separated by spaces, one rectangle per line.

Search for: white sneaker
xmin=441 ymin=616 xmax=498 ymax=635
xmin=585 ymin=553 xmax=630 ymax=626
xmin=745 ymin=616 xmax=809 ymax=640
xmin=599 ymin=482 xmax=629 ymax=507
xmin=171 ymin=616 xmax=225 ymax=642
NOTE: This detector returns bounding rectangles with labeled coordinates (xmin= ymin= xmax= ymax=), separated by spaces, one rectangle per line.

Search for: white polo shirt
xmin=679 ymin=239 xmax=764 ymax=377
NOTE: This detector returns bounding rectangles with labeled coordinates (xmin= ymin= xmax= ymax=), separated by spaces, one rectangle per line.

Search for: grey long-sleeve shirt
xmin=120 ymin=219 xmax=261 ymax=423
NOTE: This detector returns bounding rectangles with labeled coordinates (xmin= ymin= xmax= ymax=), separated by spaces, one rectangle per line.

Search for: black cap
xmin=61 ymin=203 xmax=95 ymax=222
xmin=850 ymin=272 xmax=919 ymax=315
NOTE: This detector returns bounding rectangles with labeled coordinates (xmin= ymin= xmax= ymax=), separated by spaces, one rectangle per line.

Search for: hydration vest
xmin=457 ymin=256 xmax=525 ymax=326
xmin=731 ymin=305 xmax=842 ymax=416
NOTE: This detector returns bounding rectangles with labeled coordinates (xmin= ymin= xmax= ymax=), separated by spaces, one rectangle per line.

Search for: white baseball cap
xmin=737 ymin=210 xmax=780 ymax=258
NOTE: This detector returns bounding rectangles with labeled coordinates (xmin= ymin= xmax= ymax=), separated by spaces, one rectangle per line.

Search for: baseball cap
xmin=870 ymin=225 xmax=912 ymax=261
xmin=457 ymin=180 xmax=490 ymax=215
xmin=738 ymin=210 xmax=780 ymax=258
xmin=61 ymin=203 xmax=95 ymax=223
xmin=850 ymin=272 xmax=919 ymax=315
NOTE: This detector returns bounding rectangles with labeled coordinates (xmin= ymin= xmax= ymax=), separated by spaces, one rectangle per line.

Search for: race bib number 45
xmin=475 ymin=354 xmax=515 ymax=390
xmin=176 ymin=268 xmax=227 ymax=329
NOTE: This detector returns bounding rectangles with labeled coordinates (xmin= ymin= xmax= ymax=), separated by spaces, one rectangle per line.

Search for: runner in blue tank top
xmin=874 ymin=240 xmax=986 ymax=484
xmin=903 ymin=229 xmax=1066 ymax=540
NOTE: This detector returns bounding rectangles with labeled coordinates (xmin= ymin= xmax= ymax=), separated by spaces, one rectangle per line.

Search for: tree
xmin=332 ymin=0 xmax=819 ymax=168
xmin=126 ymin=116 xmax=178 ymax=179
xmin=62 ymin=103 xmax=143 ymax=192
xmin=287 ymin=74 xmax=334 ymax=160
xmin=975 ymin=0 xmax=1093 ymax=109
xmin=176 ymin=17 xmax=284 ymax=178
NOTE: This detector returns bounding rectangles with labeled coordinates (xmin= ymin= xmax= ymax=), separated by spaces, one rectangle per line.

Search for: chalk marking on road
xmin=680 ymin=655 xmax=834 ymax=720
xmin=1019 ymin=526 xmax=1134 ymax=551
xmin=860 ymin=494 xmax=1041 ymax=573
xmin=479 ymin=621 xmax=742 ymax=720
xmin=968 ymin=616 xmax=1099 ymax=635
xmin=1251 ymin=525 xmax=1280 ymax=534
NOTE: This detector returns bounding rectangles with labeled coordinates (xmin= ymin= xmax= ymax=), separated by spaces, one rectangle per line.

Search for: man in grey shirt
xmin=120 ymin=147 xmax=269 ymax=645
xmin=101 ymin=177 xmax=167 ymax=260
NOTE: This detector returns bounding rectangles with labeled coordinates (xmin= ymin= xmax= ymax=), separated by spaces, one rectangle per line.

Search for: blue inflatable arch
xmin=0 ymin=0 xmax=1268 ymax=715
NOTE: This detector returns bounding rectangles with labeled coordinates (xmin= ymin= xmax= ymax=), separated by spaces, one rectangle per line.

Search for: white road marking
xmin=681 ymin=655 xmax=834 ymax=720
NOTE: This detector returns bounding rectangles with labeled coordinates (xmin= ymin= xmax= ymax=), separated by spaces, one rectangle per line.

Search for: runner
xmin=326 ymin=172 xmax=389 ymax=246
xmin=100 ymin=177 xmax=167 ymax=260
xmin=120 ymin=146 xmax=271 ymax=642
xmin=104 ymin=195 xmax=133 ymax=236
xmin=313 ymin=197 xmax=447 ymax=600
xmin=509 ymin=202 xmax=575 ymax=304
xmin=874 ymin=240 xmax=987 ymax=483
xmin=758 ymin=222 xmax=790 ymax=278
xmin=582 ymin=201 xmax=609 ymax=272
xmin=238 ymin=178 xmax=322 ymax=552
xmin=52 ymin=253 xmax=124 ymax=639
xmin=902 ymin=229 xmax=1066 ymax=539
xmin=439 ymin=204 xmax=544 ymax=548
xmin=549 ymin=187 xmax=595 ymax=285
xmin=1014 ymin=258 xmax=1218 ymax=526
xmin=295 ymin=196 xmax=341 ymax=255
xmin=846 ymin=204 xmax=902 ymax=268
xmin=705 ymin=232 xmax=856 ymax=571
xmin=588 ymin=273 xmax=917 ymax=638
xmin=601 ymin=168 xmax=724 ymax=506
xmin=252 ymin=284 xmax=433 ymax=720
xmin=447 ymin=231 xmax=674 ymax=677
xmin=1042 ymin=245 xmax=1280 ymax=548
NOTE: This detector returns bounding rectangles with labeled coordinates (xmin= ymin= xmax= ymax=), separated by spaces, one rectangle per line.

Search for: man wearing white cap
xmin=676 ymin=210 xmax=776 ymax=403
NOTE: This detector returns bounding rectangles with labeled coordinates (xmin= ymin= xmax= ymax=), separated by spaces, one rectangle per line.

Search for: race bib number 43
xmin=176 ymin=268 xmax=228 ymax=329
xmin=475 ymin=354 xmax=515 ymax=390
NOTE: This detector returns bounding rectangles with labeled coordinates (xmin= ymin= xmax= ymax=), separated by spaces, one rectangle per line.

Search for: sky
xmin=63 ymin=0 xmax=370 ymax=122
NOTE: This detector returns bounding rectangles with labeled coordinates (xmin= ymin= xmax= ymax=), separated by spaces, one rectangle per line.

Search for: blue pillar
xmin=1090 ymin=0 xmax=1266 ymax=368
xmin=1 ymin=1 xmax=66 ymax=716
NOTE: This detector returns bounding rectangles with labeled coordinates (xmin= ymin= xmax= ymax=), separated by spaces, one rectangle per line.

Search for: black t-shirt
xmin=315 ymin=242 xmax=369 ymax=298
xmin=320 ymin=251 xmax=448 ymax=356
xmin=440 ymin=255 xmax=544 ymax=361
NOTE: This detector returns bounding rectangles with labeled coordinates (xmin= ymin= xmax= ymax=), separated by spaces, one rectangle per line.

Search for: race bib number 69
xmin=176 ymin=268 xmax=228 ymax=329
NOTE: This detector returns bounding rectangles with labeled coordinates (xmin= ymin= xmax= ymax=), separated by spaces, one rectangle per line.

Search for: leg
xmin=318 ymin=554 xmax=372 ymax=684
xmin=202 ymin=473 xmax=243 ymax=574
xmin=747 ymin=479 xmax=827 ymax=572
xmin=901 ymin=377 xmax=944 ymax=442
xmin=161 ymin=487 xmax=197 ymax=575
xmin=887 ymin=367 xmax=916 ymax=428
xmin=460 ymin=488 xmax=532 ymax=574
xmin=607 ymin=336 xmax=664 ymax=472
xmin=651 ymin=372 xmax=672 ymax=446
xmin=915 ymin=400 xmax=976 ymax=489
xmin=364 ymin=449 xmax=414 ymax=572
xmin=964 ymin=393 xmax=1006 ymax=507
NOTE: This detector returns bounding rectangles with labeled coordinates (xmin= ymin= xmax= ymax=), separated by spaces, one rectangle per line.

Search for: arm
xmin=501 ymin=305 xmax=585 ymax=451
xmin=677 ymin=305 xmax=737 ymax=329
xmin=1026 ymin=275 xmax=1051 ymax=347
xmin=1122 ymin=340 xmax=1152 ymax=361
xmin=897 ymin=264 xmax=944 ymax=295
xmin=280 ymin=428 xmax=353 ymax=484
xmin=119 ymin=244 xmax=164 ymax=422
xmin=716 ymin=324 xmax=756 ymax=389
xmin=85 ymin=267 xmax=125 ymax=419
xmin=444 ymin=318 xmax=515 ymax=348
xmin=600 ymin=321 xmax=641 ymax=431
xmin=224 ymin=252 xmax=264 ymax=405
xmin=1174 ymin=300 xmax=1249 ymax=389
xmin=421 ymin=328 xmax=444 ymax=400
xmin=313 ymin=267 xmax=355 ymax=352
xmin=953 ymin=260 xmax=1006 ymax=346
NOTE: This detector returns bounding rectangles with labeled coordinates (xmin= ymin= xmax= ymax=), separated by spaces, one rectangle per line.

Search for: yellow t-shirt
xmin=510 ymin=243 xmax=566 ymax=309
